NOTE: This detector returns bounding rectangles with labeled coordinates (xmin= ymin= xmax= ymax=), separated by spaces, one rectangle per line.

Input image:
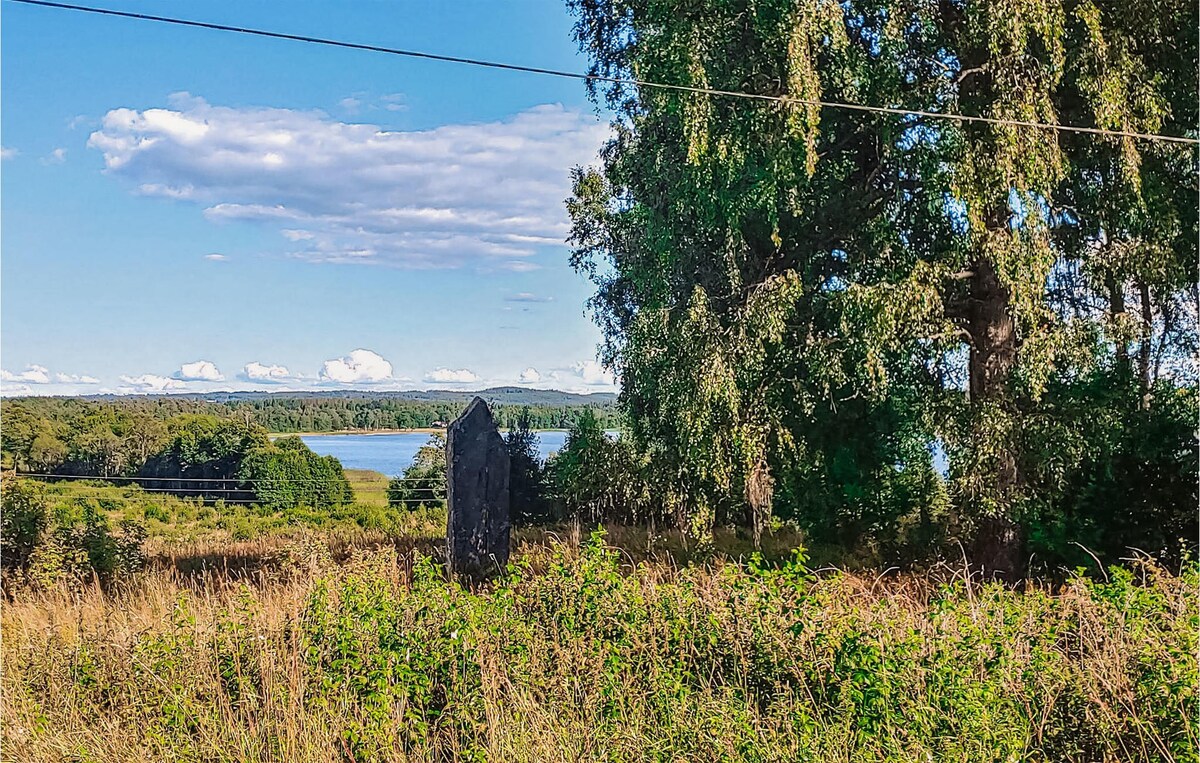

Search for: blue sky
xmin=1 ymin=0 xmax=618 ymax=395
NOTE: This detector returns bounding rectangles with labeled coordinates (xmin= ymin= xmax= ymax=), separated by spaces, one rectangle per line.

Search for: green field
xmin=344 ymin=468 xmax=392 ymax=508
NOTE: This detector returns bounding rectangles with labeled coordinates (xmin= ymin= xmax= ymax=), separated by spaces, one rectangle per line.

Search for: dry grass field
xmin=2 ymin=527 xmax=1195 ymax=763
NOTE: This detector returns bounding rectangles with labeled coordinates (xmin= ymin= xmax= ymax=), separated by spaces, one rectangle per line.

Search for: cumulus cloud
xmin=321 ymin=349 xmax=393 ymax=383
xmin=42 ymin=148 xmax=67 ymax=165
xmin=54 ymin=373 xmax=100 ymax=384
xmin=242 ymin=361 xmax=292 ymax=383
xmin=518 ymin=367 xmax=542 ymax=383
xmin=204 ymin=253 xmax=228 ymax=261
xmin=173 ymin=360 xmax=224 ymax=382
xmin=88 ymin=94 xmax=609 ymax=268
xmin=1 ymin=365 xmax=101 ymax=388
xmin=424 ymin=368 xmax=480 ymax=384
xmin=1 ymin=146 xmax=17 ymax=160
xmin=505 ymin=292 xmax=553 ymax=303
xmin=561 ymin=360 xmax=616 ymax=388
xmin=119 ymin=374 xmax=185 ymax=392
xmin=1 ymin=365 xmax=51 ymax=384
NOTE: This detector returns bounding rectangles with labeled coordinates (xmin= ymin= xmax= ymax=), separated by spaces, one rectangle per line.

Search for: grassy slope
xmin=4 ymin=481 xmax=1196 ymax=760
xmin=2 ymin=537 xmax=1194 ymax=762
xmin=345 ymin=468 xmax=391 ymax=508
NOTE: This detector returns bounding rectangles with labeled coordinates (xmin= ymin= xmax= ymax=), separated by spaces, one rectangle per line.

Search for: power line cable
xmin=11 ymin=472 xmax=445 ymax=484
xmin=7 ymin=0 xmax=1198 ymax=146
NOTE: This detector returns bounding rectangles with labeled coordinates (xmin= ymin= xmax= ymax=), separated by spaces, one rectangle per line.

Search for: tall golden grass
xmin=3 ymin=533 xmax=1196 ymax=762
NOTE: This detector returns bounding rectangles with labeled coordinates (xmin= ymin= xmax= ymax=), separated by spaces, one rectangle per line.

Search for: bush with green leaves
xmin=548 ymin=410 xmax=651 ymax=528
xmin=4 ymin=532 xmax=1194 ymax=760
xmin=387 ymin=434 xmax=446 ymax=511
xmin=238 ymin=436 xmax=354 ymax=510
xmin=1017 ymin=371 xmax=1199 ymax=570
xmin=1 ymin=477 xmax=145 ymax=586
xmin=505 ymin=411 xmax=552 ymax=525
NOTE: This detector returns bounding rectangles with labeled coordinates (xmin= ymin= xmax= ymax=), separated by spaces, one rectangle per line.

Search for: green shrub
xmin=1 ymin=478 xmax=145 ymax=586
xmin=1 ymin=478 xmax=49 ymax=569
xmin=387 ymin=435 xmax=446 ymax=511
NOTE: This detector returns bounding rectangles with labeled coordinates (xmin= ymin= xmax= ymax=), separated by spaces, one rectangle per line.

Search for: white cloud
xmin=242 ymin=361 xmax=292 ymax=382
xmin=54 ymin=373 xmax=100 ymax=384
xmin=42 ymin=148 xmax=67 ymax=165
xmin=379 ymin=93 xmax=407 ymax=112
xmin=173 ymin=360 xmax=224 ymax=382
xmin=1 ymin=365 xmax=51 ymax=384
xmin=119 ymin=374 xmax=185 ymax=392
xmin=506 ymin=292 xmax=553 ymax=303
xmin=321 ymin=349 xmax=393 ymax=383
xmin=1 ymin=146 xmax=17 ymax=160
xmin=88 ymin=95 xmax=609 ymax=268
xmin=204 ymin=253 xmax=228 ymax=261
xmin=497 ymin=260 xmax=541 ymax=272
xmin=558 ymin=360 xmax=616 ymax=388
xmin=424 ymin=368 xmax=480 ymax=384
xmin=1 ymin=365 xmax=101 ymax=389
xmin=518 ymin=367 xmax=542 ymax=383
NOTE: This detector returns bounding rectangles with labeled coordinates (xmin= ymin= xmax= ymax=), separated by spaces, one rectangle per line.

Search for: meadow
xmin=2 ymin=477 xmax=1196 ymax=762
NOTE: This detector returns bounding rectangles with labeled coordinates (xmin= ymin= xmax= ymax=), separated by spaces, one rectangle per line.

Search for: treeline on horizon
xmin=1 ymin=394 xmax=621 ymax=437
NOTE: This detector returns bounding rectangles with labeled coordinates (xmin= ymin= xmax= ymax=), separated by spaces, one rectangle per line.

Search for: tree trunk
xmin=1107 ymin=274 xmax=1129 ymax=369
xmin=966 ymin=257 xmax=1022 ymax=578
xmin=967 ymin=260 xmax=1017 ymax=407
xmin=1137 ymin=281 xmax=1153 ymax=410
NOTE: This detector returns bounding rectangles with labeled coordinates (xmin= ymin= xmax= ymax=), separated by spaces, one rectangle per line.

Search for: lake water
xmin=301 ymin=430 xmax=590 ymax=477
xmin=303 ymin=430 xmax=948 ymax=478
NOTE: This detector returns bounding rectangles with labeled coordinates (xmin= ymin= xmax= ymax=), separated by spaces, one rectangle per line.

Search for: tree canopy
xmin=566 ymin=0 xmax=1197 ymax=573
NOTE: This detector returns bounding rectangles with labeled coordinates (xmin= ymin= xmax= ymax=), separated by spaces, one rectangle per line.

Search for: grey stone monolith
xmin=445 ymin=396 xmax=510 ymax=580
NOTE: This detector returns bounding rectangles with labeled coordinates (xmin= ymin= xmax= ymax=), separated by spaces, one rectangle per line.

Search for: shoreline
xmin=270 ymin=428 xmax=444 ymax=438
xmin=272 ymin=427 xmax=577 ymax=438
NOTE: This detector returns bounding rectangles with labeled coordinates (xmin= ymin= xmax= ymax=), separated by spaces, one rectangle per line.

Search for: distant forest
xmin=2 ymin=392 xmax=622 ymax=439
xmin=0 ymin=392 xmax=615 ymax=505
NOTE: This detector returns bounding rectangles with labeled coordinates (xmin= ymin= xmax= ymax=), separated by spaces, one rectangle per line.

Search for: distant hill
xmin=78 ymin=387 xmax=618 ymax=407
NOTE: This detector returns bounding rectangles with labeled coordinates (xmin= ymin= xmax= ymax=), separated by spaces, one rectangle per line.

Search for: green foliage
xmin=1018 ymin=372 xmax=1199 ymax=568
xmin=1 ymin=478 xmax=49 ymax=569
xmin=505 ymin=409 xmax=552 ymax=525
xmin=0 ymin=405 xmax=355 ymax=512
xmin=239 ymin=436 xmax=354 ymax=510
xmin=139 ymin=415 xmax=270 ymax=498
xmin=565 ymin=0 xmax=1197 ymax=570
xmin=5 ymin=538 xmax=1194 ymax=760
xmin=0 ymin=393 xmax=621 ymax=455
xmin=549 ymin=411 xmax=652 ymax=527
xmin=387 ymin=434 xmax=447 ymax=511
xmin=1 ymin=477 xmax=145 ymax=586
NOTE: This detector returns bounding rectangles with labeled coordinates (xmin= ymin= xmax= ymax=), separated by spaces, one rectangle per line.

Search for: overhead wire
xmin=11 ymin=472 xmax=445 ymax=484
xmin=6 ymin=0 xmax=1198 ymax=146
xmin=9 ymin=474 xmax=448 ymax=503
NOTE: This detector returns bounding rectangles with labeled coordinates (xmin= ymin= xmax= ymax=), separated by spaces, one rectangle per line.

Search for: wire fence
xmin=11 ymin=472 xmax=446 ymax=485
xmin=6 ymin=472 xmax=448 ymax=507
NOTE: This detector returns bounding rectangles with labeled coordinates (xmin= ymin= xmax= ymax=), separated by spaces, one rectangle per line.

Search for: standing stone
xmin=446 ymin=397 xmax=510 ymax=580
